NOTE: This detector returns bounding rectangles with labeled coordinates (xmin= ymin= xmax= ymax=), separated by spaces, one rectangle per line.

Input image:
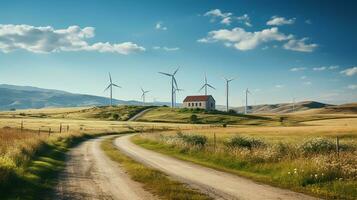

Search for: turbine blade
xmin=207 ymin=84 xmax=216 ymax=89
xmin=199 ymin=84 xmax=205 ymax=92
xmin=104 ymin=84 xmax=111 ymax=92
xmin=158 ymin=72 xmax=172 ymax=77
xmin=173 ymin=77 xmax=178 ymax=88
xmin=173 ymin=67 xmax=180 ymax=75
xmin=141 ymin=88 xmax=145 ymax=93
xmin=109 ymin=73 xmax=112 ymax=83
xmin=112 ymin=83 xmax=121 ymax=88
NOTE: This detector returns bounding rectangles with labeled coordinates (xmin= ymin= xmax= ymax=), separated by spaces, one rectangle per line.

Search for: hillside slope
xmin=234 ymin=101 xmax=331 ymax=114
xmin=296 ymin=103 xmax=357 ymax=114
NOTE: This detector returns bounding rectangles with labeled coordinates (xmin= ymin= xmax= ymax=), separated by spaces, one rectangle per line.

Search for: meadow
xmin=133 ymin=117 xmax=357 ymax=199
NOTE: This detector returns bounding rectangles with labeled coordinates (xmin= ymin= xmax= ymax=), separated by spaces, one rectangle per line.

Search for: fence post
xmin=48 ymin=128 xmax=51 ymax=136
xmin=67 ymin=125 xmax=69 ymax=132
xmin=38 ymin=128 xmax=41 ymax=136
xmin=59 ymin=123 xmax=62 ymax=133
xmin=214 ymin=132 xmax=216 ymax=153
xmin=336 ymin=136 xmax=340 ymax=156
xmin=21 ymin=120 xmax=24 ymax=132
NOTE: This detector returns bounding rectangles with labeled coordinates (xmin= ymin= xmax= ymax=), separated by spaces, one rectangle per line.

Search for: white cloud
xmin=301 ymin=76 xmax=307 ymax=79
xmin=303 ymin=81 xmax=312 ymax=85
xmin=283 ymin=38 xmax=317 ymax=52
xmin=340 ymin=67 xmax=357 ymax=76
xmin=313 ymin=66 xmax=326 ymax=71
xmin=267 ymin=16 xmax=296 ymax=26
xmin=312 ymin=65 xmax=339 ymax=71
xmin=155 ymin=22 xmax=167 ymax=31
xmin=290 ymin=67 xmax=306 ymax=72
xmin=152 ymin=46 xmax=179 ymax=51
xmin=198 ymin=27 xmax=293 ymax=51
xmin=347 ymin=84 xmax=357 ymax=90
xmin=237 ymin=14 xmax=252 ymax=27
xmin=275 ymin=84 xmax=284 ymax=88
xmin=0 ymin=24 xmax=145 ymax=54
xmin=204 ymin=9 xmax=233 ymax=25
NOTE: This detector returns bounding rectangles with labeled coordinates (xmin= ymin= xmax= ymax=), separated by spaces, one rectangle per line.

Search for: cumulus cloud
xmin=237 ymin=14 xmax=252 ymax=27
xmin=290 ymin=67 xmax=306 ymax=72
xmin=152 ymin=46 xmax=179 ymax=51
xmin=340 ymin=67 xmax=357 ymax=76
xmin=275 ymin=84 xmax=284 ymax=88
xmin=347 ymin=84 xmax=357 ymax=90
xmin=198 ymin=27 xmax=294 ymax=51
xmin=204 ymin=9 xmax=233 ymax=25
xmin=155 ymin=22 xmax=167 ymax=31
xmin=267 ymin=16 xmax=296 ymax=26
xmin=283 ymin=38 xmax=317 ymax=52
xmin=0 ymin=24 xmax=145 ymax=54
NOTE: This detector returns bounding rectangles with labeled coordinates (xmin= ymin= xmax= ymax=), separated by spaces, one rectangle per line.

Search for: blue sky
xmin=0 ymin=0 xmax=356 ymax=106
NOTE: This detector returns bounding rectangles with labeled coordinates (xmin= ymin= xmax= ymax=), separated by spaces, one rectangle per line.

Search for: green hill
xmin=134 ymin=107 xmax=276 ymax=125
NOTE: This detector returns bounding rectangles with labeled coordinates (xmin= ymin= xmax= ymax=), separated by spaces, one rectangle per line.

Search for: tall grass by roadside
xmin=0 ymin=127 xmax=131 ymax=199
xmin=133 ymin=132 xmax=357 ymax=200
xmin=101 ymin=137 xmax=212 ymax=200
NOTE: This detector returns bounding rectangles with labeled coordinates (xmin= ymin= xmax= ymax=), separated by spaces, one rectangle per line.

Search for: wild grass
xmin=101 ymin=137 xmax=212 ymax=200
xmin=0 ymin=127 xmax=132 ymax=199
xmin=133 ymin=131 xmax=357 ymax=199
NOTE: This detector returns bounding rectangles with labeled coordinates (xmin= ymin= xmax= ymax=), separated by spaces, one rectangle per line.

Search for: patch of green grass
xmin=132 ymin=136 xmax=357 ymax=200
xmin=137 ymin=107 xmax=277 ymax=125
xmin=101 ymin=137 xmax=212 ymax=200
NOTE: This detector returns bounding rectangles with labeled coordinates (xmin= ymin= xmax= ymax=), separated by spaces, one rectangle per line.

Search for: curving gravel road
xmin=115 ymin=134 xmax=319 ymax=200
xmin=54 ymin=135 xmax=156 ymax=200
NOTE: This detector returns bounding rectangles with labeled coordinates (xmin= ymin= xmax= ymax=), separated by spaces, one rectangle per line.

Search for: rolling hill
xmin=296 ymin=103 xmax=357 ymax=114
xmin=0 ymin=84 xmax=168 ymax=110
xmin=233 ymin=101 xmax=331 ymax=114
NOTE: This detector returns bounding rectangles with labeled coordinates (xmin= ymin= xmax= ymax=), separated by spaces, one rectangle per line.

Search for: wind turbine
xmin=173 ymin=87 xmax=184 ymax=107
xmin=141 ymin=88 xmax=150 ymax=105
xmin=199 ymin=73 xmax=215 ymax=95
xmin=224 ymin=77 xmax=234 ymax=112
xmin=158 ymin=67 xmax=179 ymax=108
xmin=245 ymin=88 xmax=251 ymax=114
xmin=104 ymin=73 xmax=121 ymax=106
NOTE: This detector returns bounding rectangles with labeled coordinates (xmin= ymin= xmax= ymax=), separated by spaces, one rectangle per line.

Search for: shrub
xmin=177 ymin=133 xmax=207 ymax=147
xmin=190 ymin=114 xmax=198 ymax=123
xmin=224 ymin=136 xmax=265 ymax=149
xmin=299 ymin=137 xmax=335 ymax=154
xmin=112 ymin=113 xmax=120 ymax=120
xmin=228 ymin=109 xmax=237 ymax=114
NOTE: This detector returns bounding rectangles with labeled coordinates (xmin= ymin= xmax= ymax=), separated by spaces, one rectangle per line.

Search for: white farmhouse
xmin=183 ymin=95 xmax=216 ymax=111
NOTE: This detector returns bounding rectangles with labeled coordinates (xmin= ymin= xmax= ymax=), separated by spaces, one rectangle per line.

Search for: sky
xmin=0 ymin=0 xmax=356 ymax=106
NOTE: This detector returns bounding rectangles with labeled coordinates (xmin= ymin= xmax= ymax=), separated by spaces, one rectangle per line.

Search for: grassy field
xmin=132 ymin=117 xmax=357 ymax=199
xmin=0 ymin=105 xmax=155 ymax=121
xmin=101 ymin=137 xmax=212 ymax=200
xmin=136 ymin=107 xmax=279 ymax=125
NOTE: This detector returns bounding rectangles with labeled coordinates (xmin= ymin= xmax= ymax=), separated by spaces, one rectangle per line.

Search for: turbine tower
xmin=104 ymin=73 xmax=121 ymax=106
xmin=245 ymin=88 xmax=251 ymax=114
xmin=141 ymin=88 xmax=150 ymax=105
xmin=199 ymin=73 xmax=215 ymax=95
xmin=159 ymin=67 xmax=179 ymax=108
xmin=224 ymin=78 xmax=234 ymax=112
xmin=173 ymin=87 xmax=184 ymax=107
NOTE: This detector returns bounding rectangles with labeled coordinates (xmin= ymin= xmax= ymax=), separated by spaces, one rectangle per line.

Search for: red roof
xmin=183 ymin=95 xmax=214 ymax=102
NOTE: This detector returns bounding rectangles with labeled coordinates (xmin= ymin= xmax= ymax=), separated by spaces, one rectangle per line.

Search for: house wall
xmin=183 ymin=98 xmax=216 ymax=110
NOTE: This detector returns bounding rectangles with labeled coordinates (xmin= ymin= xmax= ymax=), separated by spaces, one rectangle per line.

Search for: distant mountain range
xmin=0 ymin=84 xmax=169 ymax=110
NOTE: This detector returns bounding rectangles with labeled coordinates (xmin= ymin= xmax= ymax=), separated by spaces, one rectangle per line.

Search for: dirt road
xmin=115 ymin=134 xmax=319 ymax=200
xmin=54 ymin=136 xmax=156 ymax=200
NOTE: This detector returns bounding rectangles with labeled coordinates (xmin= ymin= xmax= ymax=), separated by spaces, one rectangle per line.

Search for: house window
xmin=188 ymin=103 xmax=190 ymax=106
xmin=199 ymin=102 xmax=202 ymax=106
xmin=195 ymin=103 xmax=198 ymax=106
